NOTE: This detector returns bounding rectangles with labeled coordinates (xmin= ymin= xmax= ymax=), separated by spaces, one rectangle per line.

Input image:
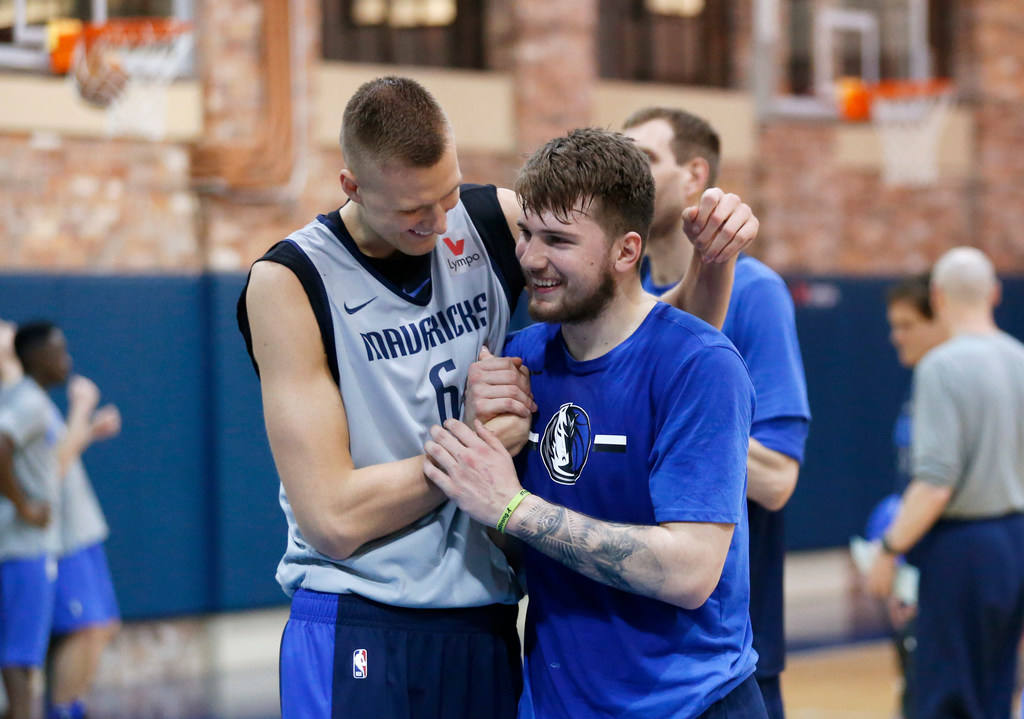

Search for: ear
xmin=340 ymin=169 xmax=361 ymax=203
xmin=684 ymin=157 xmax=711 ymax=198
xmin=614 ymin=231 xmax=645 ymax=274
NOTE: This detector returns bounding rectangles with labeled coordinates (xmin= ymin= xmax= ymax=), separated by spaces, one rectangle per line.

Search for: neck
xmin=645 ymin=220 xmax=694 ymax=288
xmin=339 ymin=201 xmax=395 ymax=259
xmin=942 ymin=305 xmax=999 ymax=336
xmin=561 ymin=281 xmax=657 ymax=361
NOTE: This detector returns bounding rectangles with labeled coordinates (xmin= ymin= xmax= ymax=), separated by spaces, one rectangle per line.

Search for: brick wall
xmin=1 ymin=0 xmax=1022 ymax=275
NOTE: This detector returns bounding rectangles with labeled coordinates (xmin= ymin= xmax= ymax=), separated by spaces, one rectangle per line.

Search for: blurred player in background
xmin=868 ymin=247 xmax=1024 ymax=719
xmin=623 ymin=107 xmax=810 ymax=718
xmin=0 ymin=322 xmax=68 ymax=719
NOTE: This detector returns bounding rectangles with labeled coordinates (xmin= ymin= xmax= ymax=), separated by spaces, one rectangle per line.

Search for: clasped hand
xmin=424 ymin=418 xmax=523 ymax=528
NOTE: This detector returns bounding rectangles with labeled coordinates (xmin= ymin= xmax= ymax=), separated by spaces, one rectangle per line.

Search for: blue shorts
xmin=0 ymin=554 xmax=57 ymax=667
xmin=280 ymin=589 xmax=522 ymax=719
xmin=52 ymin=542 xmax=120 ymax=635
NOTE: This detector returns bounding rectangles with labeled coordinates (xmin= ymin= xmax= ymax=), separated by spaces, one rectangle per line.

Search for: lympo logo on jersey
xmin=443 ymin=236 xmax=482 ymax=275
xmin=540 ymin=403 xmax=592 ymax=484
xmin=353 ymin=649 xmax=367 ymax=679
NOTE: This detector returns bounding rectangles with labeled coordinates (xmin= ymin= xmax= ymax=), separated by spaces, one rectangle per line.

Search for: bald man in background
xmin=867 ymin=247 xmax=1024 ymax=719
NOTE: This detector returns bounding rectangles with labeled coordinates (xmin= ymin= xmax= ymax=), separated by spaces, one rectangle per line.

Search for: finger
xmin=475 ymin=419 xmax=508 ymax=454
xmin=703 ymin=203 xmax=752 ymax=262
xmin=694 ymin=194 xmax=743 ymax=258
xmin=694 ymin=187 xmax=725 ymax=234
xmin=473 ymin=397 xmax=534 ymax=419
xmin=423 ymin=437 xmax=458 ymax=472
xmin=443 ymin=418 xmax=484 ymax=448
xmin=478 ymin=346 xmax=493 ymax=361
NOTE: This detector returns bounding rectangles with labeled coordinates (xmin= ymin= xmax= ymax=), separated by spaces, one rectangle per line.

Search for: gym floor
xmin=74 ymin=548 xmax=921 ymax=719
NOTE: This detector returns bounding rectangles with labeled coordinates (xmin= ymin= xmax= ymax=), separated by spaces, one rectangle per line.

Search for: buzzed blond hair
xmin=932 ymin=247 xmax=998 ymax=305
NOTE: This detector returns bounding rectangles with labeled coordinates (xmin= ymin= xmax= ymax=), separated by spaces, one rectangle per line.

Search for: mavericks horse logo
xmin=540 ymin=403 xmax=592 ymax=485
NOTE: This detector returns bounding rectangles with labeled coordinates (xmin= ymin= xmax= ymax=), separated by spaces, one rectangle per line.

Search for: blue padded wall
xmin=1 ymin=272 xmax=1021 ymax=616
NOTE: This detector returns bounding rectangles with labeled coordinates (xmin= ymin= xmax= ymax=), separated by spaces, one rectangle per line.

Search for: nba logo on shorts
xmin=353 ymin=649 xmax=368 ymax=679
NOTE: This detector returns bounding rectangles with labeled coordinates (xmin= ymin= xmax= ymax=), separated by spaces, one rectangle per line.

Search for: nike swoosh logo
xmin=343 ymin=297 xmax=377 ymax=314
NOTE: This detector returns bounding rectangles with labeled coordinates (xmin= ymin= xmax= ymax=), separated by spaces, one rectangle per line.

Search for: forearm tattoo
xmin=514 ymin=502 xmax=666 ymax=597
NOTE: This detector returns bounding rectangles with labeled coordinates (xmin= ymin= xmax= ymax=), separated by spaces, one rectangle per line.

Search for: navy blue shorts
xmin=52 ymin=542 xmax=120 ymax=634
xmin=697 ymin=675 xmax=769 ymax=719
xmin=280 ymin=590 xmax=522 ymax=719
xmin=0 ymin=554 xmax=57 ymax=667
xmin=910 ymin=513 xmax=1024 ymax=719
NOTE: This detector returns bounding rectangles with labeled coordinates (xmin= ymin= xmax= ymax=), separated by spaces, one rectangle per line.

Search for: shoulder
xmin=504 ymin=323 xmax=559 ymax=362
xmin=733 ymin=256 xmax=790 ymax=299
xmin=649 ymin=303 xmax=742 ymax=358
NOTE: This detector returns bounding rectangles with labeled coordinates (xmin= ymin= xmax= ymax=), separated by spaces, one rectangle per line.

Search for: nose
xmin=517 ymin=236 xmax=546 ymax=272
xmin=427 ymin=203 xmax=447 ymax=235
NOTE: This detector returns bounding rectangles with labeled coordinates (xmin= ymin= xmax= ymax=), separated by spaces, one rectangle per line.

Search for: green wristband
xmin=496 ymin=489 xmax=531 ymax=534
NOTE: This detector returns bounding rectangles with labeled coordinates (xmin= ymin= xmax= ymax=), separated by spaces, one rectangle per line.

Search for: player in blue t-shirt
xmin=624 ymin=108 xmax=811 ymax=719
xmin=424 ymin=128 xmax=766 ymax=718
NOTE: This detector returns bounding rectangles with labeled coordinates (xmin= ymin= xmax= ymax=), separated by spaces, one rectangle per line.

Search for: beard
xmin=527 ymin=262 xmax=616 ymax=325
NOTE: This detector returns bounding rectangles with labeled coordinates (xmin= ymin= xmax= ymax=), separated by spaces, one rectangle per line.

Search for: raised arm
xmin=246 ymin=261 xmax=447 ymax=560
xmin=659 ymin=189 xmax=758 ymax=329
xmin=424 ymin=419 xmax=734 ymax=609
xmin=57 ymin=375 xmax=101 ymax=477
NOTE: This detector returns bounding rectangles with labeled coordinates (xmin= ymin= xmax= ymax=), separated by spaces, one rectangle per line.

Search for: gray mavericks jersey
xmin=59 ymin=456 xmax=110 ymax=556
xmin=239 ymin=185 xmax=523 ymax=608
xmin=0 ymin=377 xmax=62 ymax=560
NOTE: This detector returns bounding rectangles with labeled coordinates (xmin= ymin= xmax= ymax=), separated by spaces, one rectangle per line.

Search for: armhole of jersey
xmin=236 ymin=240 xmax=341 ymax=387
xmin=460 ymin=183 xmax=524 ymax=313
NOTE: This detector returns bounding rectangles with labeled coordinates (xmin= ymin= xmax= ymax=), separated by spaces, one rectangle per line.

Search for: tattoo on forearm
xmin=515 ymin=504 xmax=666 ymax=596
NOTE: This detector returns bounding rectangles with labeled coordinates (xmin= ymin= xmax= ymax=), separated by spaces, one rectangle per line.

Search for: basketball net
xmin=66 ymin=19 xmax=193 ymax=141
xmin=870 ymin=80 xmax=953 ymax=188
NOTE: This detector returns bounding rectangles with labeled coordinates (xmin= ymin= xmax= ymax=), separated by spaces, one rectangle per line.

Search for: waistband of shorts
xmin=290 ymin=588 xmax=518 ymax=633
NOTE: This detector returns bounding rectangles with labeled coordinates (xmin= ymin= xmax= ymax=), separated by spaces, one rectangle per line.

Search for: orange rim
xmin=80 ymin=17 xmax=193 ymax=48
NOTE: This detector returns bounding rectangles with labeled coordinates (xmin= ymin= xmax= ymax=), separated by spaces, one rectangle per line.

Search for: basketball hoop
xmin=61 ymin=18 xmax=194 ymax=141
xmin=838 ymin=78 xmax=954 ymax=188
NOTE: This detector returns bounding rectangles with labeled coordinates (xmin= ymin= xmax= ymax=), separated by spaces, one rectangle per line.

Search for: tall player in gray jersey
xmin=237 ymin=75 xmax=760 ymax=719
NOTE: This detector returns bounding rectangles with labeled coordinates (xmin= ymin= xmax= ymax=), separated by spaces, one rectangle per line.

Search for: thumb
xmin=682 ymin=206 xmax=698 ymax=224
xmin=478 ymin=346 xmax=494 ymax=360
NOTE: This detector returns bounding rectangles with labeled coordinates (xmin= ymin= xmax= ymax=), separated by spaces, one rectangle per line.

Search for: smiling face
xmin=516 ymin=204 xmax=618 ymax=325
xmin=343 ymin=140 xmax=463 ymax=258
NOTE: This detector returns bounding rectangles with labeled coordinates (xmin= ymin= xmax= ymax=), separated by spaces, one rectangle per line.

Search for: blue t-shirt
xmin=507 ymin=302 xmax=757 ymax=719
xmin=642 ymin=253 xmax=811 ymax=677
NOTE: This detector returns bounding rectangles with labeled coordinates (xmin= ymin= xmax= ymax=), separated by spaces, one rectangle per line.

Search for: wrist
xmin=880 ymin=534 xmax=902 ymax=556
xmin=496 ymin=489 xmax=530 ymax=534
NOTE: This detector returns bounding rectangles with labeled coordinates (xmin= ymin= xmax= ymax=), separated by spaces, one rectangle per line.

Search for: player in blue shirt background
xmin=424 ymin=127 xmax=767 ymax=718
xmin=624 ymin=108 xmax=811 ymax=719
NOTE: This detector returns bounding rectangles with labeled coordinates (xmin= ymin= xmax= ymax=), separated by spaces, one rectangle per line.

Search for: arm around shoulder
xmin=246 ymin=262 xmax=446 ymax=560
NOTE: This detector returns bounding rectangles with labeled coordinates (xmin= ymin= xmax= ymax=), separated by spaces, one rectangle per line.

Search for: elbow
xmin=759 ymin=481 xmax=795 ymax=512
xmin=672 ymin=574 xmax=722 ymax=611
xmin=295 ymin=514 xmax=366 ymax=561
xmin=750 ymin=463 xmax=800 ymax=512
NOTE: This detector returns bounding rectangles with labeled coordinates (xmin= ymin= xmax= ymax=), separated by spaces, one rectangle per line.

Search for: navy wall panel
xmin=0 ymin=275 xmax=216 ymax=618
xmin=1 ymin=272 xmax=1022 ymax=616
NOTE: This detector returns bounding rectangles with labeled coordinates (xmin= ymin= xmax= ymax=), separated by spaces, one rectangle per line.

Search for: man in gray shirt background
xmin=867 ymin=246 xmax=1024 ymax=719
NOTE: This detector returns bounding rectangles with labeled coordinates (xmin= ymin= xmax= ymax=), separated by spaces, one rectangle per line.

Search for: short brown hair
xmin=623 ymin=107 xmax=721 ymax=186
xmin=886 ymin=273 xmax=933 ymax=319
xmin=514 ymin=128 xmax=655 ymax=251
xmin=341 ymin=76 xmax=452 ymax=173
